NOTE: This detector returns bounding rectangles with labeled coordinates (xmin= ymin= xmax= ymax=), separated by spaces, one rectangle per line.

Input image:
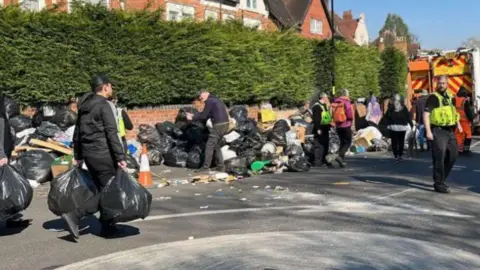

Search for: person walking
xmin=331 ymin=88 xmax=354 ymax=167
xmin=186 ymin=90 xmax=229 ymax=172
xmin=110 ymin=95 xmax=134 ymax=154
xmin=71 ymin=74 xmax=127 ymax=239
xmin=0 ymin=94 xmax=31 ymax=228
xmin=413 ymin=90 xmax=429 ymax=151
xmin=386 ymin=94 xmax=413 ymax=161
xmin=366 ymin=95 xmax=382 ymax=126
xmin=424 ymin=75 xmax=461 ymax=194
xmin=454 ymin=87 xmax=474 ymax=154
xmin=311 ymin=92 xmax=333 ymax=168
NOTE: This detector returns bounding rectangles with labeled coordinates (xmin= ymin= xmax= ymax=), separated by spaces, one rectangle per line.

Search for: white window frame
xmin=246 ymin=0 xmax=257 ymax=9
xmin=204 ymin=10 xmax=218 ymax=20
xmin=20 ymin=0 xmax=46 ymax=11
xmin=222 ymin=13 xmax=235 ymax=22
xmin=310 ymin=18 xmax=323 ymax=35
xmin=166 ymin=2 xmax=195 ymax=22
xmin=67 ymin=0 xmax=109 ymax=13
xmin=202 ymin=0 xmax=238 ymax=11
xmin=243 ymin=17 xmax=261 ymax=29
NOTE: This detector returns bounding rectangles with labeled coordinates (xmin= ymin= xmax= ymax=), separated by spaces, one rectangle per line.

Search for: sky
xmin=333 ymin=0 xmax=480 ymax=49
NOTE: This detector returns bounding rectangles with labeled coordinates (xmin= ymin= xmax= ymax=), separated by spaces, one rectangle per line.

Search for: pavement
xmin=1 ymin=140 xmax=480 ymax=270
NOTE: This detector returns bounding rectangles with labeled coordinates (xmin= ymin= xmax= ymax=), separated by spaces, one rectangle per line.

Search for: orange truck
xmin=408 ymin=48 xmax=480 ymax=133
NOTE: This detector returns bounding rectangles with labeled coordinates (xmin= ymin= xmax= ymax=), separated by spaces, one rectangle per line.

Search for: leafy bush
xmin=379 ymin=47 xmax=408 ymax=97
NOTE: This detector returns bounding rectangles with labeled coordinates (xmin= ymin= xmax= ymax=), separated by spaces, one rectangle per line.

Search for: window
xmin=204 ymin=10 xmax=218 ymax=20
xmin=243 ymin=18 xmax=261 ymax=29
xmin=310 ymin=19 xmax=323 ymax=34
xmin=166 ymin=3 xmax=195 ymax=22
xmin=246 ymin=0 xmax=257 ymax=9
xmin=222 ymin=13 xmax=235 ymax=22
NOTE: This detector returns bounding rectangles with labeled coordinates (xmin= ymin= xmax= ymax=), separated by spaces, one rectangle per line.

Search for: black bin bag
xmin=47 ymin=168 xmax=99 ymax=217
xmin=9 ymin=115 xmax=32 ymax=133
xmin=100 ymin=169 xmax=152 ymax=223
xmin=16 ymin=150 xmax=55 ymax=183
xmin=0 ymin=165 xmax=33 ymax=218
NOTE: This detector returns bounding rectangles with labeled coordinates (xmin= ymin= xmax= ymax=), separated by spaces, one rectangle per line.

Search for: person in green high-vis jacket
xmin=311 ymin=92 xmax=334 ymax=168
xmin=423 ymin=75 xmax=462 ymax=194
xmin=112 ymin=95 xmax=134 ymax=154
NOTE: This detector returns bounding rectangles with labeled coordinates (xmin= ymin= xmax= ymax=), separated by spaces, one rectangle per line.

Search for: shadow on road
xmin=352 ymin=176 xmax=433 ymax=192
xmin=0 ymin=220 xmax=32 ymax=237
xmin=43 ymin=216 xmax=140 ymax=241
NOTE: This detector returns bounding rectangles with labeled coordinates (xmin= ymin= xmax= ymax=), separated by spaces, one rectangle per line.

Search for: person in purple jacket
xmin=187 ymin=90 xmax=229 ymax=172
xmin=332 ymin=88 xmax=354 ymax=167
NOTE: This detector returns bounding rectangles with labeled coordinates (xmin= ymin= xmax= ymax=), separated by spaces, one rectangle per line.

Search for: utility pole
xmin=320 ymin=0 xmax=335 ymax=95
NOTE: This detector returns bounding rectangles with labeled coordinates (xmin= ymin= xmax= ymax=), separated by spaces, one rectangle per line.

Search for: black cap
xmin=90 ymin=73 xmax=112 ymax=92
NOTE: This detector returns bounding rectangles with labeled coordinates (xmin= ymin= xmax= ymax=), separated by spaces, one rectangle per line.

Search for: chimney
xmin=343 ymin=10 xmax=353 ymax=20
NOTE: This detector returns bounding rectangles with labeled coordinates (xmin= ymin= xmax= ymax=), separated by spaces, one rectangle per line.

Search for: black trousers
xmin=313 ymin=127 xmax=330 ymax=166
xmin=390 ymin=131 xmax=406 ymax=158
xmin=431 ymin=128 xmax=458 ymax=185
xmin=203 ymin=123 xmax=229 ymax=169
xmin=84 ymin=154 xmax=116 ymax=223
xmin=336 ymin=127 xmax=352 ymax=160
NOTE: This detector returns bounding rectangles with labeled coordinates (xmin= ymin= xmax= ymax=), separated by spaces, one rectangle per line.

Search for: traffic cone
xmin=138 ymin=144 xmax=153 ymax=188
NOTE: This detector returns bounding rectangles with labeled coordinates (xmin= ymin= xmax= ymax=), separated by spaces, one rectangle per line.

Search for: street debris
xmin=252 ymin=186 xmax=260 ymax=189
xmin=170 ymin=179 xmax=189 ymax=185
xmin=199 ymin=205 xmax=209 ymax=209
xmin=188 ymin=236 xmax=195 ymax=240
xmin=153 ymin=196 xmax=172 ymax=201
xmin=240 ymin=198 xmax=247 ymax=201
xmin=194 ymin=193 xmax=202 ymax=196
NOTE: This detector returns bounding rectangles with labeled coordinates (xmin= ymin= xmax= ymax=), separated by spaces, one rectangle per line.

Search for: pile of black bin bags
xmin=140 ymin=105 xmax=331 ymax=177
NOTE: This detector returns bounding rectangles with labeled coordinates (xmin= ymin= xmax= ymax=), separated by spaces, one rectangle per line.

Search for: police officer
xmin=311 ymin=92 xmax=334 ymax=168
xmin=423 ymin=75 xmax=462 ymax=194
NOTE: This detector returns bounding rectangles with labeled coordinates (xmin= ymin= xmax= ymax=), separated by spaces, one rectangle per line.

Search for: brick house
xmin=334 ymin=10 xmax=369 ymax=46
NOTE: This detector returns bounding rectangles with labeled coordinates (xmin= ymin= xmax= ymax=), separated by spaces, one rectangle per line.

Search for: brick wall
xmin=124 ymin=104 xmax=297 ymax=139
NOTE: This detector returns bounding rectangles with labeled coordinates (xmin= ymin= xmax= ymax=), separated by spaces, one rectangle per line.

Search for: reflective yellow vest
xmin=313 ymin=102 xmax=332 ymax=125
xmin=429 ymin=92 xmax=459 ymax=127
xmin=117 ymin=108 xmax=126 ymax=137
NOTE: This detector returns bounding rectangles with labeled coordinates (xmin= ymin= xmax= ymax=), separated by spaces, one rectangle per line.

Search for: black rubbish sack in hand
xmin=9 ymin=115 xmax=32 ymax=133
xmin=187 ymin=145 xmax=204 ymax=169
xmin=138 ymin=125 xmax=161 ymax=145
xmin=303 ymin=137 xmax=315 ymax=163
xmin=125 ymin=155 xmax=140 ymax=177
xmin=229 ymin=105 xmax=248 ymax=123
xmin=287 ymin=155 xmax=311 ymax=172
xmin=51 ymin=109 xmax=77 ymax=131
xmin=16 ymin=150 xmax=55 ymax=183
xmin=4 ymin=96 xmax=20 ymax=119
xmin=224 ymin=157 xmax=249 ymax=177
xmin=175 ymin=107 xmax=198 ymax=123
xmin=147 ymin=148 xmax=163 ymax=166
xmin=163 ymin=148 xmax=188 ymax=168
xmin=329 ymin=129 xmax=340 ymax=154
xmin=35 ymin=121 xmax=62 ymax=138
xmin=0 ymin=165 xmax=33 ymax=217
xmin=100 ymin=169 xmax=152 ymax=223
xmin=47 ymin=168 xmax=99 ymax=217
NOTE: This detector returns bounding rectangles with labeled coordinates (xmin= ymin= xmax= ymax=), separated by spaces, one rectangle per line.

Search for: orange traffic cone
xmin=138 ymin=144 xmax=153 ymax=188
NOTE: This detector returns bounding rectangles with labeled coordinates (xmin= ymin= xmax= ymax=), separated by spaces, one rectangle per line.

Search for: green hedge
xmin=0 ymin=5 xmax=393 ymax=106
xmin=379 ymin=47 xmax=408 ymax=97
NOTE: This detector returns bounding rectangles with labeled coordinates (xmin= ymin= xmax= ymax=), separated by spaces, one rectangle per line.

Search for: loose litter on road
xmin=240 ymin=198 xmax=247 ymax=201
xmin=188 ymin=236 xmax=195 ymax=240
xmin=199 ymin=205 xmax=209 ymax=209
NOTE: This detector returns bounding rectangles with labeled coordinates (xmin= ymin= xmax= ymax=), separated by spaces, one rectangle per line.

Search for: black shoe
xmin=100 ymin=222 xmax=123 ymax=238
xmin=398 ymin=156 xmax=404 ymax=162
xmin=336 ymin=158 xmax=346 ymax=168
xmin=6 ymin=219 xmax=31 ymax=228
xmin=61 ymin=212 xmax=80 ymax=239
xmin=434 ymin=184 xmax=450 ymax=194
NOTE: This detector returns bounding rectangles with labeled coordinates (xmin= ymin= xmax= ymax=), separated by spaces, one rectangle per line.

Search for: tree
xmin=462 ymin=37 xmax=480 ymax=48
xmin=379 ymin=14 xmax=416 ymax=44
xmin=379 ymin=47 xmax=408 ymax=97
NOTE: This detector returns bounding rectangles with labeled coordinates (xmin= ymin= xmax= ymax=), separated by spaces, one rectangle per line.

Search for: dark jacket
xmin=193 ymin=94 xmax=229 ymax=124
xmin=311 ymin=102 xmax=331 ymax=132
xmin=386 ymin=105 xmax=413 ymax=127
xmin=73 ymin=93 xmax=125 ymax=162
xmin=0 ymin=95 xmax=14 ymax=159
xmin=414 ymin=95 xmax=428 ymax=124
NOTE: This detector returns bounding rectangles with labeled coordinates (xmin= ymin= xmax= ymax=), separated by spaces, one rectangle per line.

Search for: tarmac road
xmin=1 ymin=142 xmax=480 ymax=270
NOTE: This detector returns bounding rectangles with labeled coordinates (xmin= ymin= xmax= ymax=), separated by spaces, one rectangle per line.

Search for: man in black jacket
xmin=187 ymin=90 xmax=229 ymax=172
xmin=70 ymin=74 xmax=127 ymax=239
xmin=311 ymin=93 xmax=334 ymax=168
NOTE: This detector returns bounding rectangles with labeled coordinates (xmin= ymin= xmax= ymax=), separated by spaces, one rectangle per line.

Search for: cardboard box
xmin=51 ymin=157 xmax=73 ymax=178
